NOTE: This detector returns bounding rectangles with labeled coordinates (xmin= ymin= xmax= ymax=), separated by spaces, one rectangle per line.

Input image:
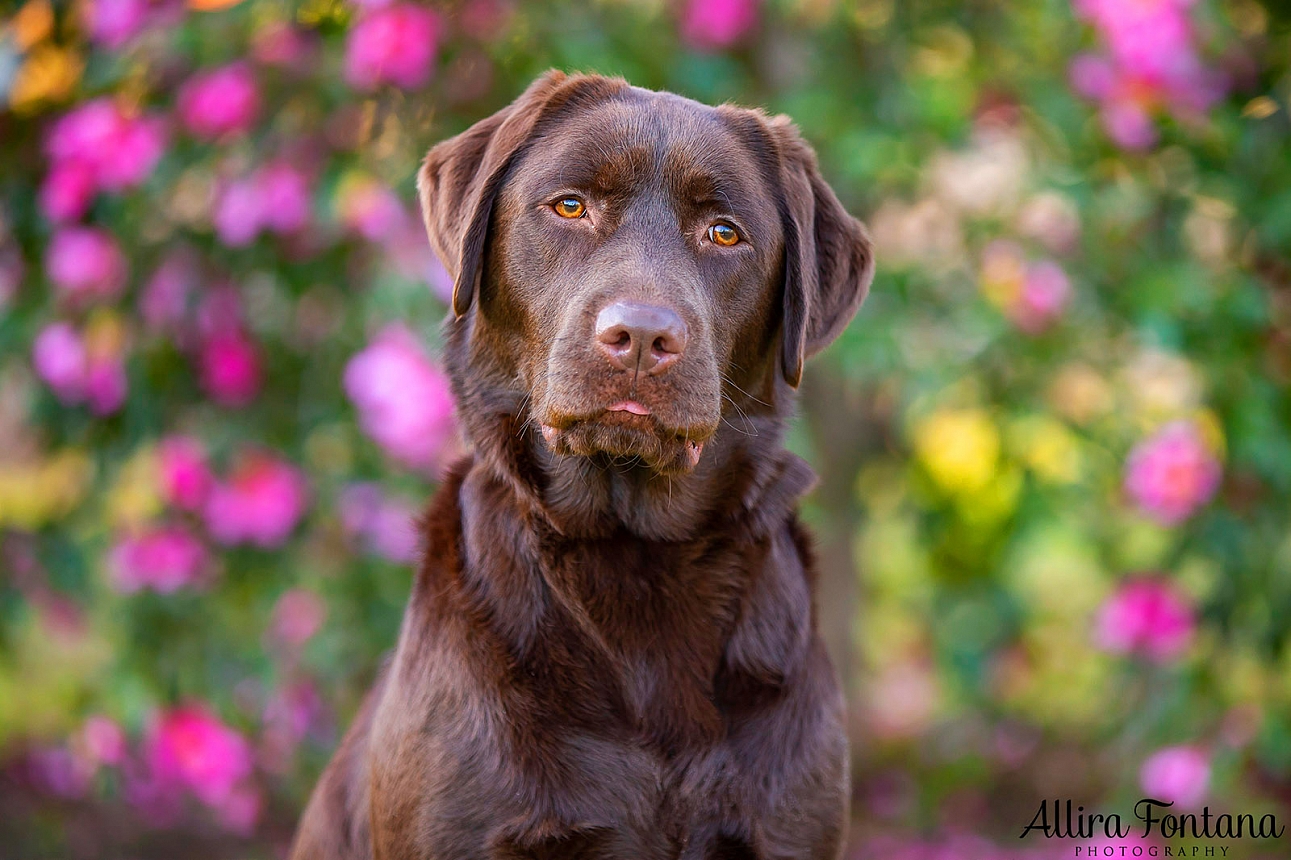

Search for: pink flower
xmin=44 ymin=99 xmax=166 ymax=203
xmin=1069 ymin=0 xmax=1226 ymax=150
xmin=32 ymin=321 xmax=127 ymax=413
xmin=679 ymin=0 xmax=759 ymax=51
xmin=39 ymin=161 xmax=98 ymax=222
xmin=270 ymin=588 xmax=327 ymax=648
xmin=339 ymin=483 xmax=420 ymax=563
xmin=215 ymin=783 xmax=261 ymax=835
xmin=260 ymin=681 xmax=325 ymax=774
xmin=1140 ymin=745 xmax=1210 ymax=809
xmin=45 ymin=226 xmax=128 ymax=305
xmin=85 ymin=0 xmax=151 ymax=49
xmin=1101 ymin=100 xmax=1159 ymax=151
xmin=0 ymin=247 xmax=22 ymax=308
xmin=343 ymin=325 xmax=456 ymax=474
xmin=158 ymin=436 xmax=212 ymax=510
xmin=107 ymin=524 xmax=209 ymax=593
xmin=214 ymin=162 xmax=312 ymax=246
xmin=139 ymin=250 xmax=199 ymax=334
xmin=80 ymin=715 xmax=126 ymax=766
xmin=1069 ymin=52 xmax=1116 ymax=100
xmin=1124 ymin=420 xmax=1222 ymax=524
xmin=204 ymin=453 xmax=308 ymax=548
xmin=336 ymin=177 xmax=408 ymax=242
xmin=27 ymin=746 xmax=94 ymax=799
xmin=85 ymin=353 xmax=128 ymax=415
xmin=1095 ymin=577 xmax=1195 ymax=662
xmin=98 ymin=112 xmax=168 ymax=191
xmin=145 ymin=705 xmax=253 ymax=807
xmin=199 ymin=329 xmax=262 ymax=407
xmin=1011 ymin=260 xmax=1071 ymax=334
xmin=33 ymin=322 xmax=88 ymax=403
xmin=251 ymin=21 xmax=315 ymax=69
xmin=343 ymin=3 xmax=440 ymax=91
xmin=256 ymin=162 xmax=312 ymax=234
xmin=178 ymin=62 xmax=260 ymax=140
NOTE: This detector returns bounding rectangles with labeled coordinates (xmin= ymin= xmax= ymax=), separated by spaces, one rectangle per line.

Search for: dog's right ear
xmin=417 ymin=70 xmax=624 ymax=318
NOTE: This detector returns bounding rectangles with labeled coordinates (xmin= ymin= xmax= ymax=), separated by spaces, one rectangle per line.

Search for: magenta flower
xmin=145 ymin=705 xmax=254 ymax=808
xmin=178 ymin=62 xmax=261 ymax=140
xmin=107 ymin=524 xmax=209 ymax=593
xmin=1069 ymin=0 xmax=1225 ymax=150
xmin=43 ymin=99 xmax=166 ymax=211
xmin=203 ymin=452 xmax=308 ymax=548
xmin=39 ymin=162 xmax=98 ymax=223
xmin=45 ymin=226 xmax=128 ymax=306
xmin=343 ymin=3 xmax=440 ymax=91
xmin=198 ymin=329 xmax=262 ymax=408
xmin=1140 ymin=745 xmax=1210 ymax=809
xmin=1095 ymin=577 xmax=1195 ymax=662
xmin=158 ymin=436 xmax=212 ymax=511
xmin=269 ymin=588 xmax=327 ymax=648
xmin=679 ymin=0 xmax=759 ymax=51
xmin=1124 ymin=420 xmax=1222 ymax=524
xmin=33 ymin=322 xmax=88 ymax=404
xmin=343 ymin=325 xmax=456 ymax=474
xmin=85 ymin=0 xmax=151 ymax=49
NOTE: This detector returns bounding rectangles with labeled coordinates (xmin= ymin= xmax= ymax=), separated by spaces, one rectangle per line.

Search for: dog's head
xmin=419 ymin=71 xmax=873 ymax=478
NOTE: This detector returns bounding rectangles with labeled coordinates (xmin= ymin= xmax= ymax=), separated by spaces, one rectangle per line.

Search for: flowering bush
xmin=1 ymin=0 xmax=1289 ymax=857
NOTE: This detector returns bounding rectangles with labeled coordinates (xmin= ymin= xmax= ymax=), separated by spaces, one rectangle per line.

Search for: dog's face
xmin=420 ymin=72 xmax=873 ymax=477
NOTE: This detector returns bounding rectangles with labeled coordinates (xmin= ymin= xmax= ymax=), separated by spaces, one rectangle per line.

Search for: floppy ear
xmin=417 ymin=70 xmax=626 ymax=317
xmin=770 ymin=116 xmax=875 ymax=388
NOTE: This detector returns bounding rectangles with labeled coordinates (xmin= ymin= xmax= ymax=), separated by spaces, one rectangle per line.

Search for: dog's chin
xmin=540 ymin=411 xmax=711 ymax=476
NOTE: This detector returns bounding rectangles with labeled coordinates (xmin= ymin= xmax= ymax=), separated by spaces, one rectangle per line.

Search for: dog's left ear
xmin=417 ymin=70 xmax=627 ymax=317
xmin=769 ymin=115 xmax=874 ymax=388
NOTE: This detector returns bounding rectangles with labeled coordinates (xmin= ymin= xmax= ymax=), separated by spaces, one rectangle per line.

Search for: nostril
xmin=614 ymin=331 xmax=631 ymax=349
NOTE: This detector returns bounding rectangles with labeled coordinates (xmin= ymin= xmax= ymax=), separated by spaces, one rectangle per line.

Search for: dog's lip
xmin=606 ymin=400 xmax=650 ymax=416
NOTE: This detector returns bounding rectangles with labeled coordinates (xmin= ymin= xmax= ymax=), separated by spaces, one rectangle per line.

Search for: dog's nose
xmin=595 ymin=301 xmax=687 ymax=376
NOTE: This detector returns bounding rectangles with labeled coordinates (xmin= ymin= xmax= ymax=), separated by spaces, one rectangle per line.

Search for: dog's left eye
xmin=553 ymin=197 xmax=587 ymax=219
xmin=707 ymin=223 xmax=740 ymax=247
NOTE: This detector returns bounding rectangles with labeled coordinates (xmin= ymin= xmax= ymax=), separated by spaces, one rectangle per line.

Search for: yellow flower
xmin=1009 ymin=415 xmax=1083 ymax=485
xmin=104 ymin=447 xmax=161 ymax=530
xmin=913 ymin=406 xmax=1000 ymax=495
xmin=0 ymin=450 xmax=94 ymax=530
xmin=6 ymin=0 xmax=53 ymax=51
xmin=8 ymin=44 xmax=83 ymax=113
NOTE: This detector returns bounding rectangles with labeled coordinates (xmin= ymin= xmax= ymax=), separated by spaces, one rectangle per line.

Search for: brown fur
xmin=290 ymin=70 xmax=874 ymax=859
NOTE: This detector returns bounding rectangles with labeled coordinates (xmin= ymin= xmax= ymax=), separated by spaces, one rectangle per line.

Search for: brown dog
xmin=289 ymin=70 xmax=873 ymax=860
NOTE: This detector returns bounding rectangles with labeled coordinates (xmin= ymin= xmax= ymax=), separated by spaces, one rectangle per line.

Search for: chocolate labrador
xmin=290 ymin=70 xmax=874 ymax=860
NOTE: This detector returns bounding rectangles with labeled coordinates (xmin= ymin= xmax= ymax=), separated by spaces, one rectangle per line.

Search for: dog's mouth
xmin=539 ymin=403 xmax=712 ymax=474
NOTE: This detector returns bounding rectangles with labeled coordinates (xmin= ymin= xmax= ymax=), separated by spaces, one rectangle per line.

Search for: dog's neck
xmin=419 ymin=417 xmax=818 ymax=749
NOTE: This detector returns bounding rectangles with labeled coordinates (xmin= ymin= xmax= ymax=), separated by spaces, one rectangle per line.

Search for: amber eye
xmin=553 ymin=197 xmax=586 ymax=219
xmin=708 ymin=223 xmax=740 ymax=246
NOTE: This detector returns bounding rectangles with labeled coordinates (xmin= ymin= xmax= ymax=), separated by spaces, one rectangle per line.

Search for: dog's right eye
xmin=552 ymin=197 xmax=587 ymax=219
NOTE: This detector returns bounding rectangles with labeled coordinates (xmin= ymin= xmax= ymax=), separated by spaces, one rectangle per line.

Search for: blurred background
xmin=1 ymin=0 xmax=1290 ymax=857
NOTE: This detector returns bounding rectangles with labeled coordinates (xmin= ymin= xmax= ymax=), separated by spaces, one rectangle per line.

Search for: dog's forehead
xmin=522 ymin=88 xmax=773 ymax=204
